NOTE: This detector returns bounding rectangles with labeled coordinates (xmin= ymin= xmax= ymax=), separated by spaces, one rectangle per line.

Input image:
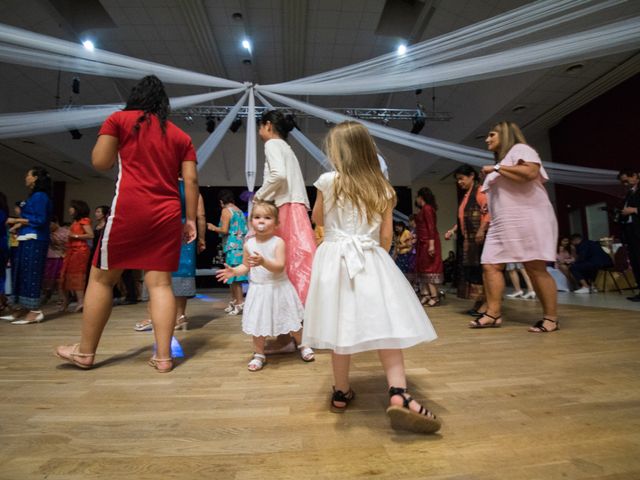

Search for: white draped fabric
xmin=0 ymin=87 xmax=247 ymax=139
xmin=197 ymin=91 xmax=248 ymax=172
xmin=0 ymin=23 xmax=244 ymax=89
xmin=256 ymin=89 xmax=620 ymax=186
xmin=245 ymin=89 xmax=257 ymax=192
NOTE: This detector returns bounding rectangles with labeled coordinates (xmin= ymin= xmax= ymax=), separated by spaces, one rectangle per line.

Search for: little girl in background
xmin=303 ymin=121 xmax=441 ymax=434
xmin=216 ymin=200 xmax=315 ymax=371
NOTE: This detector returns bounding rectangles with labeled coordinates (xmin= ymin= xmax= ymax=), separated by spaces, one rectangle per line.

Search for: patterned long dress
xmin=221 ymin=207 xmax=248 ymax=284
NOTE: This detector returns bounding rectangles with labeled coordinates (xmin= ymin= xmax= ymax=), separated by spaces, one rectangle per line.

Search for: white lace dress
xmin=242 ymin=236 xmax=305 ymax=337
xmin=303 ymin=172 xmax=438 ymax=354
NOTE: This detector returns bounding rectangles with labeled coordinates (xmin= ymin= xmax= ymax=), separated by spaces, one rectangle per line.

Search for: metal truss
xmin=170 ymin=106 xmax=452 ymax=122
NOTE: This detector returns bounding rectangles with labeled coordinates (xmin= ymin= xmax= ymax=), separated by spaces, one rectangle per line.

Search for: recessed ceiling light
xmin=565 ymin=63 xmax=584 ymax=73
xmin=475 ymin=134 xmax=485 ymax=140
xmin=242 ymin=39 xmax=252 ymax=53
xmin=232 ymin=12 xmax=243 ymax=21
xmin=397 ymin=44 xmax=407 ymax=56
xmin=512 ymin=105 xmax=527 ymax=112
xmin=242 ymin=59 xmax=252 ymax=65
xmin=81 ymin=39 xmax=95 ymax=51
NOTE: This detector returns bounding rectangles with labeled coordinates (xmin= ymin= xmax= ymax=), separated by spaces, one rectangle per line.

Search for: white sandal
xmin=224 ymin=300 xmax=237 ymax=313
xmin=133 ymin=319 xmax=153 ymax=332
xmin=247 ymin=353 xmax=266 ymax=371
xmin=298 ymin=345 xmax=315 ymax=362
xmin=228 ymin=303 xmax=244 ymax=316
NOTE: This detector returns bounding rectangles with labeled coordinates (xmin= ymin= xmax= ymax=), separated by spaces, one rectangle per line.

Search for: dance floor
xmin=1 ymin=290 xmax=639 ymax=479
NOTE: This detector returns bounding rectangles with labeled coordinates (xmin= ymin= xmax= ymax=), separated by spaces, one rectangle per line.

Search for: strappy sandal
xmin=55 ymin=343 xmax=95 ymax=369
xmin=330 ymin=387 xmax=355 ymax=413
xmin=528 ymin=317 xmax=559 ymax=333
xmin=133 ymin=319 xmax=153 ymax=332
xmin=419 ymin=295 xmax=431 ymax=305
xmin=247 ymin=353 xmax=266 ymax=371
xmin=425 ymin=297 xmax=441 ymax=307
xmin=174 ymin=315 xmax=188 ymax=331
xmin=148 ymin=356 xmax=173 ymax=373
xmin=386 ymin=386 xmax=441 ymax=434
xmin=297 ymin=345 xmax=315 ymax=362
xmin=469 ymin=313 xmax=502 ymax=328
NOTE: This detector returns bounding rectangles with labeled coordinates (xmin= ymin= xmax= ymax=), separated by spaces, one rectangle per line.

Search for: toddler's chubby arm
xmin=248 ymin=237 xmax=285 ymax=273
xmin=215 ymin=243 xmax=251 ymax=283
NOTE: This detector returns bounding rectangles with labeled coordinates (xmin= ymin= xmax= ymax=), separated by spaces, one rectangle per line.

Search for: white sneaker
xmin=573 ymin=287 xmax=591 ymax=294
xmin=506 ymin=290 xmax=524 ymax=298
xmin=590 ymin=287 xmax=598 ymax=293
xmin=522 ymin=291 xmax=536 ymax=300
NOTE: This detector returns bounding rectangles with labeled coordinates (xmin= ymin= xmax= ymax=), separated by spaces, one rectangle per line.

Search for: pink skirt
xmin=276 ymin=203 xmax=316 ymax=305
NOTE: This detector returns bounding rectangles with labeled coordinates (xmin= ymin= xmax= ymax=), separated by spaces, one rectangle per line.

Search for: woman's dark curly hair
xmin=260 ymin=110 xmax=296 ymax=140
xmin=453 ymin=164 xmax=479 ymax=182
xmin=124 ymin=75 xmax=170 ymax=134
xmin=70 ymin=200 xmax=90 ymax=221
xmin=29 ymin=167 xmax=52 ymax=198
xmin=416 ymin=186 xmax=438 ymax=211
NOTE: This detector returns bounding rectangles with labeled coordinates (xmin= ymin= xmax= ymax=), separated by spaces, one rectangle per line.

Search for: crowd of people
xmin=1 ymin=75 xmax=639 ymax=435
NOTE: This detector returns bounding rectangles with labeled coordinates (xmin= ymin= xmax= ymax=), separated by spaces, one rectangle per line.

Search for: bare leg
xmin=253 ymin=336 xmax=266 ymax=355
xmin=480 ymin=263 xmax=505 ymax=324
xmin=145 ymin=270 xmax=175 ymax=361
xmin=508 ymin=269 xmax=522 ymax=292
xmin=332 ymin=352 xmax=351 ymax=393
xmin=378 ymin=349 xmax=434 ymax=415
xmin=290 ymin=328 xmax=303 ymax=345
xmin=519 ymin=267 xmax=535 ymax=293
xmin=175 ymin=296 xmax=187 ymax=319
xmin=524 ymin=260 xmax=558 ymax=331
xmin=78 ymin=267 xmax=123 ymax=355
xmin=230 ymin=282 xmax=244 ymax=306
xmin=75 ymin=289 xmax=85 ymax=311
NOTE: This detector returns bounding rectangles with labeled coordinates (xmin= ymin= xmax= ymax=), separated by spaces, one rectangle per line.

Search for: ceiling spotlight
xmin=381 ymin=118 xmax=390 ymax=126
xmin=242 ymin=39 xmax=252 ymax=53
xmin=565 ymin=63 xmax=584 ymax=74
xmin=229 ymin=117 xmax=243 ymax=133
xmin=410 ymin=106 xmax=426 ymax=134
xmin=324 ymin=120 xmax=333 ymax=128
xmin=72 ymin=77 xmax=80 ymax=94
xmin=184 ymin=114 xmax=193 ymax=124
xmin=69 ymin=129 xmax=82 ymax=140
xmin=81 ymin=39 xmax=95 ymax=51
xmin=512 ymin=105 xmax=527 ymax=113
xmin=397 ymin=44 xmax=407 ymax=56
xmin=206 ymin=116 xmax=216 ymax=133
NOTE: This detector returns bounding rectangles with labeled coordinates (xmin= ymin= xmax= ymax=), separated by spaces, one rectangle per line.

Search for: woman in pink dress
xmin=471 ymin=121 xmax=559 ymax=333
xmin=55 ymin=76 xmax=198 ymax=371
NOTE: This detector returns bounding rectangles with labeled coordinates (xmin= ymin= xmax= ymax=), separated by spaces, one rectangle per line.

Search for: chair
xmin=600 ymin=246 xmax=636 ymax=294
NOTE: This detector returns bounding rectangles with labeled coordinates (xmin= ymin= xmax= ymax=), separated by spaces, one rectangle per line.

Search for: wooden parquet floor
xmin=1 ymin=291 xmax=639 ymax=480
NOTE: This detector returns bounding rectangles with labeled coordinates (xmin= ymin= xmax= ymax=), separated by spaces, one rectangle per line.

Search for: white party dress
xmin=242 ymin=236 xmax=305 ymax=337
xmin=303 ymin=172 xmax=438 ymax=354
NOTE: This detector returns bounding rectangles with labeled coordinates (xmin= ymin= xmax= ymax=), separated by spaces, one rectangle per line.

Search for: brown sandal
xmin=55 ymin=344 xmax=95 ymax=369
xmin=148 ymin=356 xmax=173 ymax=373
xmin=386 ymin=386 xmax=441 ymax=434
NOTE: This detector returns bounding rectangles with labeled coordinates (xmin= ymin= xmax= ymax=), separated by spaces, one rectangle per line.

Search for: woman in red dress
xmin=59 ymin=200 xmax=93 ymax=313
xmin=414 ymin=187 xmax=444 ymax=306
xmin=56 ymin=76 xmax=198 ymax=373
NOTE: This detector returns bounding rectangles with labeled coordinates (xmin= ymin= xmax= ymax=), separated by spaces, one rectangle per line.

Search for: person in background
xmin=444 ymin=164 xmax=490 ymax=316
xmin=476 ymin=121 xmax=559 ymax=333
xmin=1 ymin=167 xmax=52 ymax=324
xmin=0 ymin=192 xmax=8 ymax=313
xmin=207 ymin=189 xmax=248 ymax=316
xmin=392 ymin=221 xmax=414 ymax=279
xmin=42 ymin=217 xmax=68 ymax=304
xmin=58 ymin=200 xmax=94 ymax=313
xmin=617 ymin=169 xmax=640 ymax=302
xmin=504 ymin=262 xmax=536 ymax=299
xmin=569 ymin=233 xmax=613 ymax=293
xmin=555 ymin=237 xmax=576 ymax=290
xmin=414 ymin=187 xmax=444 ymax=307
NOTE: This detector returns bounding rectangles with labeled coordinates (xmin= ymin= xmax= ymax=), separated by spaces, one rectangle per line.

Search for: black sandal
xmin=528 ymin=317 xmax=559 ymax=333
xmin=426 ymin=297 xmax=441 ymax=307
xmin=469 ymin=312 xmax=502 ymax=328
xmin=386 ymin=387 xmax=441 ymax=434
xmin=330 ymin=387 xmax=355 ymax=413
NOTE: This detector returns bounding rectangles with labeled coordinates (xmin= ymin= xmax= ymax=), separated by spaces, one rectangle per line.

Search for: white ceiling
xmin=0 ymin=0 xmax=639 ymax=187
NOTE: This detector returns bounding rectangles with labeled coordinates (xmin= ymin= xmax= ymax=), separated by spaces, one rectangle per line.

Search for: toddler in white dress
xmin=216 ymin=200 xmax=315 ymax=371
xmin=302 ymin=121 xmax=441 ymax=434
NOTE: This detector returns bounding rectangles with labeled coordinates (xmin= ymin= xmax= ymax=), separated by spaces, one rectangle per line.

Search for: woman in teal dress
xmin=207 ymin=190 xmax=248 ymax=315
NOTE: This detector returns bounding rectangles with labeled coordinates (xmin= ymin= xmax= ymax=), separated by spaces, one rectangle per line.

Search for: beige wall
xmin=63 ymin=179 xmax=116 ymax=223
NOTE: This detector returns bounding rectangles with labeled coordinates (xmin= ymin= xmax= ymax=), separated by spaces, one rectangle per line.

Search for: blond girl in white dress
xmin=303 ymin=121 xmax=441 ymax=434
xmin=216 ymin=200 xmax=315 ymax=371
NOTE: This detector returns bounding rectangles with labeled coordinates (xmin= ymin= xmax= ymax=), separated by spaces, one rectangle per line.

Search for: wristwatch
xmin=493 ymin=164 xmax=501 ymax=173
